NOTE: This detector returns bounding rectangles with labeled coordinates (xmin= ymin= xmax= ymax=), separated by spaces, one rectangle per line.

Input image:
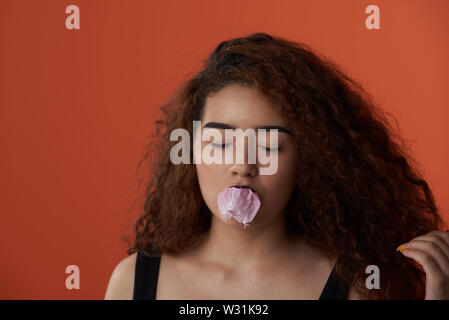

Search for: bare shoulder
xmin=104 ymin=252 xmax=138 ymax=300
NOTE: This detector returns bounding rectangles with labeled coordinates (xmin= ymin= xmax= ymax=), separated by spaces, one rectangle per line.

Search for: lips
xmin=231 ymin=185 xmax=258 ymax=194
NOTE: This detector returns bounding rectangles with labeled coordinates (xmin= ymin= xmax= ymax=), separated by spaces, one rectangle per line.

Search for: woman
xmin=105 ymin=32 xmax=449 ymax=300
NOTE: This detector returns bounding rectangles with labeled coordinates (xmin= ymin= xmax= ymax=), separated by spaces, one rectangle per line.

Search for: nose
xmin=231 ymin=163 xmax=258 ymax=177
xmin=229 ymin=135 xmax=258 ymax=177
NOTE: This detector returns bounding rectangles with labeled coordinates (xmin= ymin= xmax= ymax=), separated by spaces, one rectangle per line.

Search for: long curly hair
xmin=125 ymin=32 xmax=446 ymax=299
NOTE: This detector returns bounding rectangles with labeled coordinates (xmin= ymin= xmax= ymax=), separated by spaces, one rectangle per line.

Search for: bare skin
xmin=105 ymin=84 xmax=362 ymax=300
xmin=104 ymin=241 xmax=360 ymax=300
xmin=154 ymin=233 xmax=338 ymax=300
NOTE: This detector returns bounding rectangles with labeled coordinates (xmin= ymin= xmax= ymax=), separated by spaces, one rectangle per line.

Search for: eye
xmin=258 ymin=145 xmax=281 ymax=152
xmin=211 ymin=142 xmax=231 ymax=148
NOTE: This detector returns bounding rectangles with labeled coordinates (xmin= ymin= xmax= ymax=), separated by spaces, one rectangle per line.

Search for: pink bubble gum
xmin=217 ymin=186 xmax=261 ymax=229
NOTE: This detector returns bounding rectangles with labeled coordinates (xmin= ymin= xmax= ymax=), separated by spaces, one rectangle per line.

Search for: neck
xmin=191 ymin=212 xmax=304 ymax=272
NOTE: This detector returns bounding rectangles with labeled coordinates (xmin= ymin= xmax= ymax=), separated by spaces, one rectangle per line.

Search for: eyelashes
xmin=210 ymin=142 xmax=280 ymax=152
xmin=210 ymin=142 xmax=231 ymax=148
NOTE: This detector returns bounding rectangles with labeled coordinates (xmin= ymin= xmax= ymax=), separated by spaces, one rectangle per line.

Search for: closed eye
xmin=210 ymin=142 xmax=281 ymax=151
xmin=211 ymin=142 xmax=231 ymax=148
xmin=259 ymin=145 xmax=280 ymax=152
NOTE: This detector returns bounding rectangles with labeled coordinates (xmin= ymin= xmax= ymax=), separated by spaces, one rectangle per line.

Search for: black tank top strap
xmin=318 ymin=263 xmax=350 ymax=300
xmin=132 ymin=248 xmax=350 ymax=300
xmin=133 ymin=248 xmax=161 ymax=300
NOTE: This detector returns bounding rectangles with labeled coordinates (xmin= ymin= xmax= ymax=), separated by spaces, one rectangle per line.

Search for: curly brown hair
xmin=124 ymin=32 xmax=446 ymax=299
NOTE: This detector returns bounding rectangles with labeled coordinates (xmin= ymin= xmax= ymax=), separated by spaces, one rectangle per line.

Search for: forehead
xmin=202 ymin=84 xmax=287 ymax=127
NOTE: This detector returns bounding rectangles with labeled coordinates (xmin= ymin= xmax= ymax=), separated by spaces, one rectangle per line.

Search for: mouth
xmin=231 ymin=185 xmax=258 ymax=194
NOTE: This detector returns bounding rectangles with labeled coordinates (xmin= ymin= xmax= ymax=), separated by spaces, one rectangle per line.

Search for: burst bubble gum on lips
xmin=217 ymin=186 xmax=261 ymax=229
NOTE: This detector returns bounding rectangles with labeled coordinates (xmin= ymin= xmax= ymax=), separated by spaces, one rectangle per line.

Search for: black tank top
xmin=133 ymin=248 xmax=350 ymax=300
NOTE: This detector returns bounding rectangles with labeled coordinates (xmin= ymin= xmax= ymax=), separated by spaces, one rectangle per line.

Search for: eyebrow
xmin=202 ymin=122 xmax=293 ymax=136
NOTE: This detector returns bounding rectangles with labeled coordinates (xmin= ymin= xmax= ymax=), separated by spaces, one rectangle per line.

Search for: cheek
xmin=196 ymin=163 xmax=223 ymax=184
xmin=273 ymin=149 xmax=298 ymax=182
xmin=274 ymin=151 xmax=298 ymax=182
xmin=195 ymin=164 xmax=227 ymax=207
xmin=263 ymin=152 xmax=298 ymax=200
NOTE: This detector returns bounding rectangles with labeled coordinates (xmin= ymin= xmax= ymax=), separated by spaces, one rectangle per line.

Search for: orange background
xmin=1 ymin=0 xmax=448 ymax=299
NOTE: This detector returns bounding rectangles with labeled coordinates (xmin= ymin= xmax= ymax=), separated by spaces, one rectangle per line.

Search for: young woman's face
xmin=194 ymin=84 xmax=300 ymax=229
